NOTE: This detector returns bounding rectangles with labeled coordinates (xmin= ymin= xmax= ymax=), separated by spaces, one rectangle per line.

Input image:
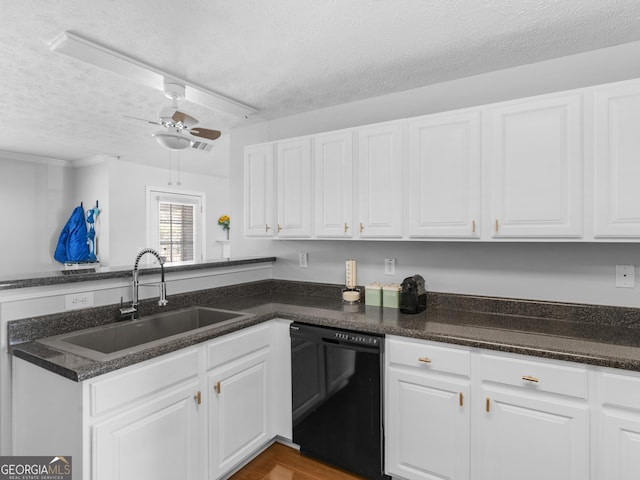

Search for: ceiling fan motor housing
xmin=163 ymin=82 xmax=186 ymax=100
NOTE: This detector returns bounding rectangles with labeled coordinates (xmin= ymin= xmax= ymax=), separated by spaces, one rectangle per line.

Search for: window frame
xmin=146 ymin=186 xmax=206 ymax=265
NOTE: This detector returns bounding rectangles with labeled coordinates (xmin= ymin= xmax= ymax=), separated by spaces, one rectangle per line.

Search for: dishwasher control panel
xmin=333 ymin=331 xmax=380 ymax=346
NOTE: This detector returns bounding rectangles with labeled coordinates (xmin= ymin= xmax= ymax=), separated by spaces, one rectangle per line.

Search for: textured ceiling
xmin=1 ymin=0 xmax=640 ymax=174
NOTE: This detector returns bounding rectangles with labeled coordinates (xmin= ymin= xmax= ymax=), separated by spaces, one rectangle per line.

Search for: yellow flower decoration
xmin=218 ymin=215 xmax=230 ymax=230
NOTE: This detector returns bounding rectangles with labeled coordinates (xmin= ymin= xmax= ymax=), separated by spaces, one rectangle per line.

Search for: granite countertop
xmin=0 ymin=256 xmax=276 ymax=291
xmin=10 ymin=280 xmax=640 ymax=381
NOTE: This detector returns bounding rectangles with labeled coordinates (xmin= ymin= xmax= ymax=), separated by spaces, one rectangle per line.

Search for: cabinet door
xmin=244 ymin=144 xmax=275 ymax=237
xmin=477 ymin=388 xmax=588 ymax=480
xmin=208 ymin=350 xmax=271 ymax=479
xmin=490 ymin=94 xmax=583 ymax=238
xmin=598 ymin=368 xmax=640 ymax=479
xmin=408 ymin=111 xmax=481 ymax=238
xmin=315 ymin=131 xmax=354 ymax=237
xmin=600 ymin=410 xmax=640 ymax=479
xmin=594 ymin=81 xmax=640 ymax=237
xmin=358 ymin=122 xmax=404 ymax=237
xmin=277 ymin=138 xmax=313 ymax=237
xmin=93 ymin=381 xmax=202 ymax=480
xmin=386 ymin=368 xmax=470 ymax=480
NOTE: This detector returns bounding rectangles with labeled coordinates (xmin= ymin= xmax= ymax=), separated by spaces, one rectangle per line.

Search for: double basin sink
xmin=38 ymin=307 xmax=254 ymax=361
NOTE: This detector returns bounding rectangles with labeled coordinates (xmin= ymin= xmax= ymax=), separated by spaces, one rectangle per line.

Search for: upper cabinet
xmin=358 ymin=122 xmax=404 ymax=238
xmin=490 ymin=94 xmax=583 ymax=238
xmin=314 ymin=130 xmax=354 ymax=238
xmin=594 ymin=81 xmax=640 ymax=238
xmin=244 ymin=144 xmax=275 ymax=238
xmin=276 ymin=138 xmax=313 ymax=238
xmin=408 ymin=111 xmax=481 ymax=238
xmin=243 ymin=77 xmax=640 ymax=242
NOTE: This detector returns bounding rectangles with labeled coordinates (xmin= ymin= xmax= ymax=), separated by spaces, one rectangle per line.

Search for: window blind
xmin=159 ymin=202 xmax=195 ymax=262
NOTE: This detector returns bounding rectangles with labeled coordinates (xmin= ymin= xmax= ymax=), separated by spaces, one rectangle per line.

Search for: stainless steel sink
xmin=37 ymin=307 xmax=253 ymax=361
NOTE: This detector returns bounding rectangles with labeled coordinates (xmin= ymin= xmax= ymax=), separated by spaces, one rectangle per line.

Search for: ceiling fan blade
xmin=189 ymin=128 xmax=222 ymax=141
xmin=172 ymin=110 xmax=198 ymax=126
xmin=122 ymin=114 xmax=162 ymax=126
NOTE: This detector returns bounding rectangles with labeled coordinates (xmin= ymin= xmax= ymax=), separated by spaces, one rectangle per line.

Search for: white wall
xmin=230 ymin=40 xmax=640 ymax=308
xmin=0 ymin=156 xmax=73 ymax=274
xmin=0 ymin=152 xmax=232 ymax=276
xmin=106 ymin=158 xmax=231 ymax=267
xmin=74 ymin=160 xmax=110 ymax=264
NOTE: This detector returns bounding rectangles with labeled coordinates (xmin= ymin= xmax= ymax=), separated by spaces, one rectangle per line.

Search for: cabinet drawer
xmin=478 ymin=352 xmax=588 ymax=399
xmin=206 ymin=323 xmax=271 ymax=369
xmin=600 ymin=369 xmax=640 ymax=410
xmin=387 ymin=336 xmax=470 ymax=377
xmin=89 ymin=347 xmax=199 ymax=417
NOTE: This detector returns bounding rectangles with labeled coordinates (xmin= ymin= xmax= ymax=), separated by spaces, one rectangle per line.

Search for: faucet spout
xmin=120 ymin=248 xmax=168 ymax=320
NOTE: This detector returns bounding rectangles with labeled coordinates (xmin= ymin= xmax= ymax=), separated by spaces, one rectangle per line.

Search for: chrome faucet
xmin=120 ymin=248 xmax=168 ymax=320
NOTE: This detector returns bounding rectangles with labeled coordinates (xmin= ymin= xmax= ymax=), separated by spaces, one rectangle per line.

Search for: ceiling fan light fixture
xmin=153 ymin=131 xmax=191 ymax=150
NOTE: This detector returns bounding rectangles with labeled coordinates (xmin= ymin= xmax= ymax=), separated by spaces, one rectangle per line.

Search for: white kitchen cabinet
xmin=314 ymin=130 xmax=354 ymax=238
xmin=92 ymin=381 xmax=201 ymax=480
xmin=598 ymin=368 xmax=640 ymax=479
xmin=489 ymin=93 xmax=583 ymax=238
xmin=244 ymin=143 xmax=276 ymax=237
xmin=13 ymin=346 xmax=203 ymax=480
xmin=90 ymin=347 xmax=203 ymax=480
xmin=276 ymin=137 xmax=313 ymax=238
xmin=408 ymin=111 xmax=481 ymax=238
xmin=475 ymin=352 xmax=589 ymax=480
xmin=385 ymin=336 xmax=471 ymax=480
xmin=206 ymin=324 xmax=272 ymax=479
xmin=12 ymin=320 xmax=291 ymax=480
xmin=594 ymin=80 xmax=640 ymax=238
xmin=357 ymin=122 xmax=404 ymax=238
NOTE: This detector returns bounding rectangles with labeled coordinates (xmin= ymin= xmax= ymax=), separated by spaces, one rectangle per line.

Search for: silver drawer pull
xmin=418 ymin=357 xmax=432 ymax=364
xmin=522 ymin=375 xmax=539 ymax=383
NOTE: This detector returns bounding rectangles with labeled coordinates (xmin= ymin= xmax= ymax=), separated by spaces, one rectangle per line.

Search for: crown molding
xmin=0 ymin=150 xmax=71 ymax=167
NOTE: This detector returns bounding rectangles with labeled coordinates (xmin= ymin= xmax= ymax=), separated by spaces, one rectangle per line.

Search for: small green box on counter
xmin=365 ymin=283 xmax=382 ymax=306
xmin=382 ymin=284 xmax=401 ymax=308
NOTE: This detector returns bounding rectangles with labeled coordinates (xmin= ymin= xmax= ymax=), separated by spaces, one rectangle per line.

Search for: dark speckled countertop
xmin=9 ymin=279 xmax=640 ymax=381
xmin=0 ymin=256 xmax=276 ymax=290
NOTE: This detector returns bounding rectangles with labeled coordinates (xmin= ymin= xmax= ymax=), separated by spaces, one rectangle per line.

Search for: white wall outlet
xmin=65 ymin=291 xmax=95 ymax=310
xmin=298 ymin=252 xmax=309 ymax=268
xmin=385 ymin=258 xmax=396 ymax=275
xmin=616 ymin=265 xmax=635 ymax=288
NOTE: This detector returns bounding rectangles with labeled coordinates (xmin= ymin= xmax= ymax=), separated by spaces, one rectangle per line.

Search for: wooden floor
xmin=229 ymin=443 xmax=366 ymax=480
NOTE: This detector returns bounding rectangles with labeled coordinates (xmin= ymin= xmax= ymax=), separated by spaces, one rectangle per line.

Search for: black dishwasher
xmin=290 ymin=322 xmax=389 ymax=479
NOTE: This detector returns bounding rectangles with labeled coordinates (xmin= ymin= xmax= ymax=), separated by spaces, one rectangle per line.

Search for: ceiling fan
xmin=125 ymin=83 xmax=222 ymax=151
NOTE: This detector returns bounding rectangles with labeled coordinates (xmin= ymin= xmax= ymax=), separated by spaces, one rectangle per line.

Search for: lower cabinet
xmin=12 ymin=319 xmax=292 ymax=480
xmin=386 ymin=337 xmax=471 ymax=480
xmin=93 ymin=380 xmax=202 ymax=480
xmin=475 ymin=352 xmax=589 ymax=480
xmin=598 ymin=368 xmax=640 ymax=479
xmin=206 ymin=326 xmax=272 ymax=478
xmin=385 ymin=337 xmax=591 ymax=480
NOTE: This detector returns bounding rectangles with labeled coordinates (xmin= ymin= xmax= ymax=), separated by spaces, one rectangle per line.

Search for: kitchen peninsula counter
xmin=9 ymin=279 xmax=640 ymax=380
xmin=0 ymin=256 xmax=276 ymax=291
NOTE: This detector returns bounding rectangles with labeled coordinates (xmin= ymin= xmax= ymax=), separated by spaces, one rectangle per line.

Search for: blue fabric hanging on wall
xmin=54 ymin=205 xmax=90 ymax=263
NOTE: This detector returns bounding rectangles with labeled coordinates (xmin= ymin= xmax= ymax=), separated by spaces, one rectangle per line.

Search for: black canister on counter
xmin=399 ymin=274 xmax=427 ymax=314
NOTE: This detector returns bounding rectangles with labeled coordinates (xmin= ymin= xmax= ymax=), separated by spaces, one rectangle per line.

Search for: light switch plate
xmin=616 ymin=264 xmax=635 ymax=288
xmin=298 ymin=252 xmax=308 ymax=268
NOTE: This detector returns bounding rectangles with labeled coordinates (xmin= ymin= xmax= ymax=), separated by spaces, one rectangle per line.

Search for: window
xmin=147 ymin=187 xmax=205 ymax=265
xmin=159 ymin=202 xmax=194 ymax=262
